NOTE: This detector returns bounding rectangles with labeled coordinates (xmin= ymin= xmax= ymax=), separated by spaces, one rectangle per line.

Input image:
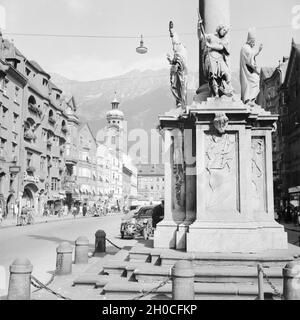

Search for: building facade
xmin=258 ymin=60 xmax=289 ymax=210
xmin=0 ymin=34 xmax=79 ymax=218
xmin=137 ymin=164 xmax=164 ymax=203
xmin=74 ymin=124 xmax=98 ymax=205
xmin=280 ymin=41 xmax=300 ymax=207
xmin=0 ymin=52 xmax=27 ymax=218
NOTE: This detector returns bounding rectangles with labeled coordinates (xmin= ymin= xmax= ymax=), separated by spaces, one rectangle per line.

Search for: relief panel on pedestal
xmin=171 ymin=129 xmax=186 ymax=222
xmin=251 ymin=137 xmax=267 ymax=213
xmin=205 ymin=131 xmax=239 ymax=214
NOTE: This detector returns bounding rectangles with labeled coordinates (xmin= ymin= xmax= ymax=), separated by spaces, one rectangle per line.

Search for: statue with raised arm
xmin=240 ymin=28 xmax=263 ymax=106
xmin=197 ymin=13 xmax=233 ymax=98
xmin=167 ymin=21 xmax=188 ymax=110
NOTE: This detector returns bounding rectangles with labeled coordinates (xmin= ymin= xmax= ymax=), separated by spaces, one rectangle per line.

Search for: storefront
xmin=288 ymin=186 xmax=300 ymax=208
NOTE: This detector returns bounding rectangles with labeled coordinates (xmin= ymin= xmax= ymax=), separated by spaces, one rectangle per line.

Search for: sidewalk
xmin=0 ymin=214 xmax=90 ymax=229
xmin=280 ymin=222 xmax=300 ymax=233
xmin=0 ymin=211 xmax=124 ymax=229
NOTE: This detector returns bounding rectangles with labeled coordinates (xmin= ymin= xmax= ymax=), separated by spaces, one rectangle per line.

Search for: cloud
xmin=125 ymin=57 xmax=166 ymax=73
xmin=49 ymin=55 xmax=125 ymax=81
xmin=48 ymin=55 xmax=167 ymax=81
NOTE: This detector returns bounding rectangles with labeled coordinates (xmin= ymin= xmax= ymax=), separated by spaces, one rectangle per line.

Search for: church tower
xmin=105 ymin=92 xmax=127 ymax=157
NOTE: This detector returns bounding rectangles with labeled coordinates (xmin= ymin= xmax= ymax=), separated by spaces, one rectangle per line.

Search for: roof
xmin=49 ymin=81 xmax=63 ymax=93
xmin=278 ymin=61 xmax=289 ymax=82
xmin=28 ymin=60 xmax=50 ymax=78
xmin=283 ymin=41 xmax=300 ymax=87
xmin=106 ymin=109 xmax=124 ymax=118
xmin=78 ymin=123 xmax=97 ymax=143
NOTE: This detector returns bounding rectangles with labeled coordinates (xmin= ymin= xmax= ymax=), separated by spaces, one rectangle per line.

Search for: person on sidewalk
xmin=0 ymin=206 xmax=3 ymax=226
xmin=82 ymin=203 xmax=87 ymax=217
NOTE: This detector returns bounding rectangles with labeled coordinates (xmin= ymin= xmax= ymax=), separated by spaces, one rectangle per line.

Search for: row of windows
xmin=0 ymin=78 xmax=21 ymax=104
xmin=138 ymin=177 xmax=164 ymax=183
xmin=0 ymin=139 xmax=17 ymax=158
xmin=139 ymin=185 xmax=164 ymax=191
xmin=0 ymin=106 xmax=20 ymax=131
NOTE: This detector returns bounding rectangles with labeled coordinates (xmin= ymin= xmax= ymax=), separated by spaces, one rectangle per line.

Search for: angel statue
xmin=167 ymin=21 xmax=188 ymax=110
xmin=197 ymin=13 xmax=233 ymax=98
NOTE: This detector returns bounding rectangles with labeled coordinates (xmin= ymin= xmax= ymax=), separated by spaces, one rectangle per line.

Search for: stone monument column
xmin=154 ymin=128 xmax=182 ymax=249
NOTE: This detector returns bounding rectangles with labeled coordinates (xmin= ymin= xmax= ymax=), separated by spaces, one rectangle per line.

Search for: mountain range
xmin=51 ymin=69 xmax=241 ymax=137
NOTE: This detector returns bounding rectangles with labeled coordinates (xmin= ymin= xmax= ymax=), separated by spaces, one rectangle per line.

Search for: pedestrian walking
xmin=83 ymin=203 xmax=87 ymax=217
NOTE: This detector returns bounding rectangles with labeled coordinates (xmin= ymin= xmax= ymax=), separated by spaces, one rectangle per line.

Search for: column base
xmin=187 ymin=221 xmax=288 ymax=253
xmin=176 ymin=225 xmax=189 ymax=250
xmin=154 ymin=221 xmax=178 ymax=249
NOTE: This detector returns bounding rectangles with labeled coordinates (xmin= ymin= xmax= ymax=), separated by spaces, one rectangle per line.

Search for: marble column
xmin=154 ymin=129 xmax=178 ymax=249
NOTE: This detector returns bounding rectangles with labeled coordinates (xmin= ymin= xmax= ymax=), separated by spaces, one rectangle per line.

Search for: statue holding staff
xmin=197 ymin=12 xmax=233 ymax=98
xmin=240 ymin=28 xmax=263 ymax=106
xmin=167 ymin=21 xmax=188 ymax=110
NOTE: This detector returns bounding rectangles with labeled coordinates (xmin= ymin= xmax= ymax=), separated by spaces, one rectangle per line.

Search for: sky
xmin=0 ymin=0 xmax=299 ymax=81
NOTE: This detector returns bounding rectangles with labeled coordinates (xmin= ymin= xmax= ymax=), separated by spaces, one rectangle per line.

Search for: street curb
xmin=0 ymin=213 xmax=121 ymax=230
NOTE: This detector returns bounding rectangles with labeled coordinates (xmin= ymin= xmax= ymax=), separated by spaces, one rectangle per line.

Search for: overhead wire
xmin=2 ymin=25 xmax=295 ymax=40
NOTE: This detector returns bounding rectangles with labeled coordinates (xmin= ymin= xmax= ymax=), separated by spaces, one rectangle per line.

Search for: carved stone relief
xmin=205 ymin=132 xmax=237 ymax=212
xmin=251 ymin=137 xmax=266 ymax=212
xmin=172 ymin=129 xmax=186 ymax=210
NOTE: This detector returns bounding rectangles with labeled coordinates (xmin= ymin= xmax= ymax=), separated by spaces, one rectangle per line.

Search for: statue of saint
xmin=240 ymin=28 xmax=263 ymax=105
xmin=197 ymin=15 xmax=233 ymax=98
xmin=167 ymin=21 xmax=188 ymax=110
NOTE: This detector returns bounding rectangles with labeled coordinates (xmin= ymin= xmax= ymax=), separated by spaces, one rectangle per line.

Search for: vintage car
xmin=120 ymin=205 xmax=159 ymax=240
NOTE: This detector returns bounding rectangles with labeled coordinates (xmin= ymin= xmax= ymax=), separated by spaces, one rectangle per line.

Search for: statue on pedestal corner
xmin=167 ymin=21 xmax=188 ymax=110
xmin=197 ymin=13 xmax=233 ymax=98
xmin=240 ymin=28 xmax=263 ymax=106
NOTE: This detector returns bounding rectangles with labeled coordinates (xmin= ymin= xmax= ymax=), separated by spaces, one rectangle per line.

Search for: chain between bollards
xmin=132 ymin=276 xmax=172 ymax=300
xmin=31 ymin=275 xmax=71 ymax=300
xmin=257 ymin=264 xmax=284 ymax=300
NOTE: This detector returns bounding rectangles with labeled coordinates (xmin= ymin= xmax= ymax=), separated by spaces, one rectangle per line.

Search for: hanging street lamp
xmin=136 ymin=35 xmax=148 ymax=54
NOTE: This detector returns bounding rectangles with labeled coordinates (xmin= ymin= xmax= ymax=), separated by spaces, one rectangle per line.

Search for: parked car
xmin=120 ymin=205 xmax=163 ymax=240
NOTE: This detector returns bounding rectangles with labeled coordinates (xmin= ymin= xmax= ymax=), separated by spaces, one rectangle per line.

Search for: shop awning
xmin=289 ymin=186 xmax=300 ymax=194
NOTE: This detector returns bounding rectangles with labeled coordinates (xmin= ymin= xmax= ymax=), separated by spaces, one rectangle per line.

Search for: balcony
xmin=28 ymin=104 xmax=42 ymax=117
xmin=47 ymin=140 xmax=52 ymax=147
xmin=26 ymin=166 xmax=36 ymax=174
xmin=23 ymin=172 xmax=39 ymax=184
xmin=39 ymin=173 xmax=47 ymax=182
xmin=61 ymin=126 xmax=68 ymax=134
xmin=65 ymin=154 xmax=78 ymax=166
xmin=48 ymin=117 xmax=56 ymax=125
xmin=24 ymin=131 xmax=37 ymax=142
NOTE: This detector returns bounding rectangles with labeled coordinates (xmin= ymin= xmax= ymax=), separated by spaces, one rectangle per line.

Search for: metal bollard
xmin=172 ymin=260 xmax=195 ymax=300
xmin=283 ymin=260 xmax=300 ymax=300
xmin=95 ymin=230 xmax=106 ymax=253
xmin=257 ymin=264 xmax=264 ymax=300
xmin=75 ymin=236 xmax=89 ymax=264
xmin=56 ymin=242 xmax=73 ymax=275
xmin=7 ymin=258 xmax=33 ymax=300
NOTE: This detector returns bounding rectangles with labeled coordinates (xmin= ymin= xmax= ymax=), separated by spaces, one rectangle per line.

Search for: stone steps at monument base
xmin=102 ymin=281 xmax=281 ymax=300
xmin=102 ymin=261 xmax=151 ymax=278
xmin=73 ymin=274 xmax=123 ymax=287
xmin=129 ymin=246 xmax=299 ymax=269
xmin=133 ymin=265 xmax=283 ymax=287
